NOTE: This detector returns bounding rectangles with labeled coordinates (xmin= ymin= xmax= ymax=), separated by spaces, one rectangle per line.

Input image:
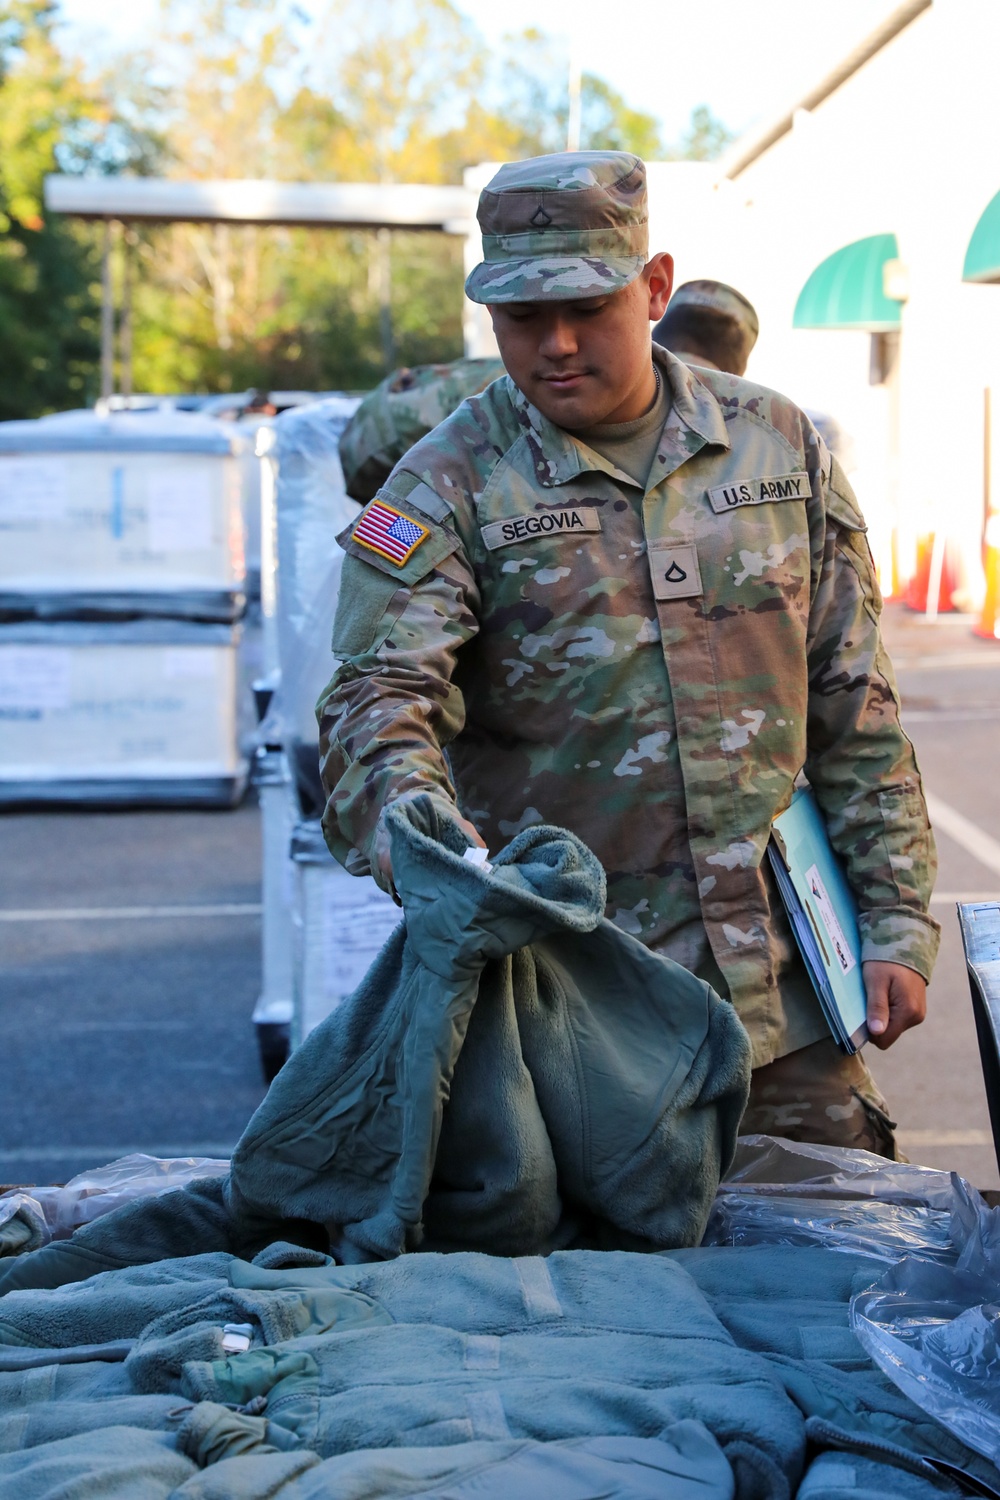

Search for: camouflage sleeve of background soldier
xmin=804 ymin=455 xmax=941 ymax=981
xmin=316 ymin=513 xmax=480 ymax=876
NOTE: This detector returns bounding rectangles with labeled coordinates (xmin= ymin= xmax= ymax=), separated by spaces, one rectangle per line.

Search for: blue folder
xmin=769 ymin=787 xmax=869 ymax=1054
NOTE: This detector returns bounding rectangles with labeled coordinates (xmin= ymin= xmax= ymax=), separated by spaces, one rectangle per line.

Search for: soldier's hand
xmin=862 ymin=961 xmax=927 ymax=1049
xmin=372 ymin=805 xmax=486 ymax=903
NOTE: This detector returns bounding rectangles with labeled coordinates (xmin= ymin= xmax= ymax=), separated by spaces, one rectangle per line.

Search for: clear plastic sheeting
xmin=720 ymin=1134 xmax=963 ymax=1209
xmin=704 ymin=1192 xmax=955 ymax=1263
xmin=0 ymin=1154 xmax=230 ymax=1249
xmin=261 ymin=395 xmax=360 ymax=757
xmin=851 ymin=1177 xmax=1000 ymax=1466
xmin=0 ymin=1193 xmax=49 ymax=1256
xmin=702 ymin=1135 xmax=974 ymax=1262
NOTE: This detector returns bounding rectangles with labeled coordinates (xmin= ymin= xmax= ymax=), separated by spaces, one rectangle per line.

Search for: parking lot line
xmin=0 ymin=903 xmax=262 ymax=922
xmin=0 ymin=1145 xmax=234 ymax=1167
xmin=925 ymin=793 xmax=1000 ymax=880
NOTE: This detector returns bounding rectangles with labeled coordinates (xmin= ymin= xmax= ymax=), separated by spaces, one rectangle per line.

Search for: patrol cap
xmin=465 ymin=151 xmax=649 ymax=306
xmin=668 ymin=280 xmax=759 ymax=347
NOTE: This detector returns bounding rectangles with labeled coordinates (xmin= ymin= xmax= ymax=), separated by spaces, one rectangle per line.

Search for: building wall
xmin=690 ymin=0 xmax=1000 ymax=604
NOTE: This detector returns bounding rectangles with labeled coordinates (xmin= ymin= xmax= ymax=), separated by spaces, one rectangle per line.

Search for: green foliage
xmin=0 ymin=0 xmax=735 ymax=413
xmin=668 ymin=104 xmax=734 ymax=162
xmin=0 ymin=0 xmax=103 ymax=416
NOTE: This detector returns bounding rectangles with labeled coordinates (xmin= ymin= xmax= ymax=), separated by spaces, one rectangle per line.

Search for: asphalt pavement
xmin=1 ymin=601 xmax=999 ymax=1194
xmin=0 ymin=801 xmax=267 ymax=1187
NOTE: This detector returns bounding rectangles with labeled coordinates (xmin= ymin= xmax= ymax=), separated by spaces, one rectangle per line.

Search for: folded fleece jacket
xmin=0 ymin=796 xmax=751 ymax=1290
xmin=230 ymin=796 xmax=753 ymax=1261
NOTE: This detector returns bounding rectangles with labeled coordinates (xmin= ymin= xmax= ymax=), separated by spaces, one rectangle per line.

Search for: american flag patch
xmin=352 ymin=501 xmax=430 ymax=566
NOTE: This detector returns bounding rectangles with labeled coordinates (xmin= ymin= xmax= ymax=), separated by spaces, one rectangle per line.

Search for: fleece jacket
xmin=228 ymin=796 xmax=752 ymax=1261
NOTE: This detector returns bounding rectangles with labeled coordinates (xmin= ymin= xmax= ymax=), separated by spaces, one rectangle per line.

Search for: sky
xmin=58 ymin=0 xmax=902 ymax=147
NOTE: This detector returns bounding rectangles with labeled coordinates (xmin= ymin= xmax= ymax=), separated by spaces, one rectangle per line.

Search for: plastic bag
xmin=0 ymin=1153 xmax=230 ymax=1245
xmin=0 ymin=1193 xmax=49 ymax=1256
xmin=703 ymin=1192 xmax=955 ymax=1263
xmin=702 ymin=1136 xmax=974 ymax=1262
xmin=850 ymin=1175 xmax=1000 ymax=1465
xmin=720 ymin=1134 xmax=963 ymax=1209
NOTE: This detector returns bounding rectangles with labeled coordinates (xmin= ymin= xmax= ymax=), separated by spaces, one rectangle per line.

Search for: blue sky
xmin=58 ymin=0 xmax=901 ymax=146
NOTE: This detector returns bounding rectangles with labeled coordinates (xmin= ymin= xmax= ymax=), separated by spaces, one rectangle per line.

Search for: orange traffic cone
xmin=904 ymin=533 xmax=957 ymax=614
xmin=974 ymin=514 xmax=1000 ymax=640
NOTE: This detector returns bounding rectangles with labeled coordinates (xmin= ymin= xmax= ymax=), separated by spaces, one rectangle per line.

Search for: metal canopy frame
xmin=43 ymin=175 xmax=477 ymax=398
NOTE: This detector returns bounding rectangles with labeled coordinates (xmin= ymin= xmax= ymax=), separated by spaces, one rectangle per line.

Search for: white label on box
xmin=147 ymin=469 xmax=214 ymax=553
xmin=0 ymin=458 xmax=71 ymax=523
xmin=162 ymin=648 xmax=217 ymax=680
xmin=804 ymin=863 xmax=857 ymax=975
xmin=323 ymin=882 xmax=401 ymax=997
xmin=0 ymin=647 xmax=72 ymax=710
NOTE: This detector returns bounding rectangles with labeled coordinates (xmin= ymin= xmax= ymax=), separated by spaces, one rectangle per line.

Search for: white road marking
xmin=896 ymin=652 xmax=1000 ymax=670
xmin=0 ymin=903 xmax=262 ymax=922
xmin=904 ymin=709 xmax=1000 ymax=722
xmin=0 ymin=1146 xmax=234 ymax=1168
xmin=925 ymin=793 xmax=1000 ymax=880
xmin=929 ymin=892 xmax=999 ymax=904
xmin=895 ymin=1129 xmax=993 ymax=1148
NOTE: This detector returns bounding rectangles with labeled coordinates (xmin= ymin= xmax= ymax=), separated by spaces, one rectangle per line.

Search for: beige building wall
xmin=690 ymin=0 xmax=1000 ymax=604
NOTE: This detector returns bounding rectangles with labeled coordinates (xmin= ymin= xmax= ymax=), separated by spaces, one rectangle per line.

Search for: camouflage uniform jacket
xmin=319 ymin=346 xmax=939 ymax=1066
xmin=339 ymin=357 xmax=507 ymax=504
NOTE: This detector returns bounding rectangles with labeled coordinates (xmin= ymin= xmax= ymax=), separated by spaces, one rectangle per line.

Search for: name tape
xmin=481 ymin=506 xmax=602 ymax=552
xmin=707 ymin=472 xmax=810 ymax=514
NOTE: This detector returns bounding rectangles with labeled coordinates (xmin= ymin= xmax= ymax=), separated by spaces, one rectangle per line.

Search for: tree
xmin=668 ymin=104 xmax=734 ymax=162
xmin=0 ymin=0 xmax=727 ymax=412
xmin=0 ymin=1 xmax=104 ymax=417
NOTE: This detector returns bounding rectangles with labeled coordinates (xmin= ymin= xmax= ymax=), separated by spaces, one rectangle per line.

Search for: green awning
xmin=963 ymin=192 xmax=1000 ymax=283
xmin=793 ymin=233 xmax=902 ymax=331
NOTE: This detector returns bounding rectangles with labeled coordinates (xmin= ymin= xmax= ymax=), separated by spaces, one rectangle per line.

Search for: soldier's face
xmin=488 ymin=253 xmax=673 ymax=430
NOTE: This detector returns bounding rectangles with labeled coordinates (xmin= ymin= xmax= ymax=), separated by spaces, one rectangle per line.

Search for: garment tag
xmin=463 ymin=846 xmax=493 ymax=873
xmin=648 ymin=543 xmax=703 ymax=601
xmin=707 ymin=472 xmax=810 ymax=514
xmin=481 ymin=507 xmax=601 ymax=552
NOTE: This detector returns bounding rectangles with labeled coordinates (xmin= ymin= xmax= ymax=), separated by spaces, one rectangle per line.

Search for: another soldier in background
xmin=340 ymin=357 xmax=505 ymax=504
xmin=652 ymin=279 xmax=759 ymax=376
xmin=655 ymin=280 xmax=858 ymax=471
xmin=319 ymin=151 xmax=938 ymax=1157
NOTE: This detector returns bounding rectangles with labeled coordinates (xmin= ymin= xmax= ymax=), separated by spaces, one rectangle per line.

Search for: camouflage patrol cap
xmin=668 ymin=280 xmax=760 ymax=346
xmin=465 ymin=151 xmax=649 ymax=305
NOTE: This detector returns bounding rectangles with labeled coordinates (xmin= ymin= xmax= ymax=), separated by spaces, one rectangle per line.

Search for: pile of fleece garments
xmin=1 ymin=1241 xmax=999 ymax=1497
xmin=1 ymin=798 xmax=999 ymax=1495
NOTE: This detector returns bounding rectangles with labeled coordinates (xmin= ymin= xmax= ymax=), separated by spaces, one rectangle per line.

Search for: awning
xmin=963 ymin=191 xmax=1000 ymax=283
xmin=793 ymin=233 xmax=903 ymax=330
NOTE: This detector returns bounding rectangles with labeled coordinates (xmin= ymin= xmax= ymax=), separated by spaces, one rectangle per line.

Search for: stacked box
xmin=0 ymin=621 xmax=247 ymax=806
xmin=0 ymin=411 xmax=250 ymax=805
xmin=0 ymin=411 xmax=246 ymax=621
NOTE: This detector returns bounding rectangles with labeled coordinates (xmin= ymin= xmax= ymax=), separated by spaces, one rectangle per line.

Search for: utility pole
xmin=567 ymin=33 xmax=582 ymax=152
xmin=100 ymin=219 xmax=116 ymax=400
xmin=120 ymin=227 xmax=134 ymax=402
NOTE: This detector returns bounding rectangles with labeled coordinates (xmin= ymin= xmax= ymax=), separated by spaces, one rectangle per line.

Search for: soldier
xmin=653 ymin=279 xmax=759 ymax=377
xmin=318 ymin=151 xmax=938 ymax=1156
xmin=340 ymin=357 xmax=506 ymax=504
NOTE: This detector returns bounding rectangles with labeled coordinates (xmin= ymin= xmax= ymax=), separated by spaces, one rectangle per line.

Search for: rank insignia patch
xmin=353 ymin=501 xmax=430 ymax=566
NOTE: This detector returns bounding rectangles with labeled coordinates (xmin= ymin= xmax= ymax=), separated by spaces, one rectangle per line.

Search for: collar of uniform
xmin=506 ymin=347 xmax=729 ymax=490
xmin=654 ymin=344 xmax=730 ymax=456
